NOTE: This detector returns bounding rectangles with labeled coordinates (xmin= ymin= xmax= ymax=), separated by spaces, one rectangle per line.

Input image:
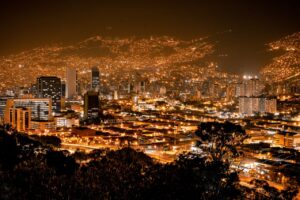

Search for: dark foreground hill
xmin=0 ymin=126 xmax=298 ymax=200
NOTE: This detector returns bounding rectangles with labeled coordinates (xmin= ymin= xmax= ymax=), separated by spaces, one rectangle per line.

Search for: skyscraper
xmin=36 ymin=76 xmax=61 ymax=113
xmin=239 ymin=96 xmax=277 ymax=116
xmin=84 ymin=91 xmax=100 ymax=119
xmin=226 ymin=84 xmax=235 ymax=102
xmin=5 ymin=98 xmax=52 ymax=122
xmin=0 ymin=96 xmax=13 ymax=121
xmin=66 ymin=67 xmax=77 ymax=99
xmin=238 ymin=76 xmax=271 ymax=116
xmin=8 ymin=107 xmax=31 ymax=132
xmin=61 ymin=81 xmax=66 ymax=98
xmin=91 ymin=67 xmax=100 ymax=91
xmin=239 ymin=76 xmax=263 ymax=97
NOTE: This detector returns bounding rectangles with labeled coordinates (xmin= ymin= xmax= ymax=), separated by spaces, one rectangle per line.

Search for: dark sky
xmin=0 ymin=0 xmax=299 ymax=73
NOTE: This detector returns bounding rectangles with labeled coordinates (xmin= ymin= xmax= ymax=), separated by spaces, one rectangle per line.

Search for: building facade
xmin=239 ymin=96 xmax=277 ymax=116
xmin=91 ymin=67 xmax=100 ymax=91
xmin=37 ymin=76 xmax=61 ymax=113
xmin=66 ymin=67 xmax=77 ymax=99
xmin=5 ymin=98 xmax=52 ymax=121
xmin=8 ymin=107 xmax=31 ymax=132
xmin=84 ymin=91 xmax=100 ymax=119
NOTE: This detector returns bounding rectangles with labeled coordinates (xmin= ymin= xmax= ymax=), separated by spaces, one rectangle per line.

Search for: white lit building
xmin=239 ymin=96 xmax=277 ymax=116
xmin=55 ymin=116 xmax=77 ymax=128
xmin=237 ymin=76 xmax=264 ymax=97
xmin=5 ymin=98 xmax=52 ymax=121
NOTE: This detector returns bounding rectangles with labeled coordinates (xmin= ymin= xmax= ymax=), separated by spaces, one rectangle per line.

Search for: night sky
xmin=0 ymin=0 xmax=299 ymax=74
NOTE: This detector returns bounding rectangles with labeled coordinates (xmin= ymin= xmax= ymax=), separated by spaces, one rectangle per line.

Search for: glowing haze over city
xmin=0 ymin=0 xmax=299 ymax=199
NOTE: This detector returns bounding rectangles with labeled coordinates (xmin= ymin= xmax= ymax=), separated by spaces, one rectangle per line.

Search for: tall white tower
xmin=66 ymin=67 xmax=77 ymax=99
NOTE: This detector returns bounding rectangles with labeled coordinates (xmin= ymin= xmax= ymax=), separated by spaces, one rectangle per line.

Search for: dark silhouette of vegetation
xmin=0 ymin=124 xmax=298 ymax=200
xmin=195 ymin=121 xmax=248 ymax=162
xmin=45 ymin=150 xmax=79 ymax=175
xmin=0 ymin=130 xmax=18 ymax=170
xmin=31 ymin=135 xmax=62 ymax=147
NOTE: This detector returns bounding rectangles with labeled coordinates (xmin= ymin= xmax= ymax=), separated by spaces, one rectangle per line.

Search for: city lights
xmin=0 ymin=1 xmax=299 ymax=199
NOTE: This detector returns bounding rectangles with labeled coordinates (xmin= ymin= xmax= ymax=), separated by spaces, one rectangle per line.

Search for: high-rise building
xmin=5 ymin=98 xmax=52 ymax=121
xmin=238 ymin=76 xmax=263 ymax=97
xmin=238 ymin=76 xmax=271 ymax=116
xmin=66 ymin=67 xmax=77 ymax=99
xmin=0 ymin=96 xmax=13 ymax=121
xmin=84 ymin=91 xmax=100 ymax=119
xmin=239 ymin=97 xmax=252 ymax=115
xmin=37 ymin=76 xmax=61 ymax=113
xmin=8 ymin=107 xmax=31 ymax=132
xmin=239 ymin=96 xmax=277 ymax=116
xmin=61 ymin=81 xmax=66 ymax=98
xmin=226 ymin=85 xmax=235 ymax=102
xmin=91 ymin=67 xmax=100 ymax=91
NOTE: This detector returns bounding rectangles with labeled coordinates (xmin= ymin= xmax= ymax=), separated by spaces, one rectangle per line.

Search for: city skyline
xmin=0 ymin=1 xmax=299 ymax=199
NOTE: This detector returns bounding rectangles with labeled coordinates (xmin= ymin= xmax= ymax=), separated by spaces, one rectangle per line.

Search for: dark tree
xmin=195 ymin=121 xmax=248 ymax=162
xmin=45 ymin=151 xmax=78 ymax=175
xmin=0 ymin=130 xmax=18 ymax=170
xmin=31 ymin=135 xmax=61 ymax=147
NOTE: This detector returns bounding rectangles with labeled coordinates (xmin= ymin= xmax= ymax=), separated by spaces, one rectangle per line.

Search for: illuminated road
xmin=61 ymin=143 xmax=176 ymax=163
xmin=61 ymin=143 xmax=119 ymax=151
xmin=145 ymin=152 xmax=175 ymax=163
